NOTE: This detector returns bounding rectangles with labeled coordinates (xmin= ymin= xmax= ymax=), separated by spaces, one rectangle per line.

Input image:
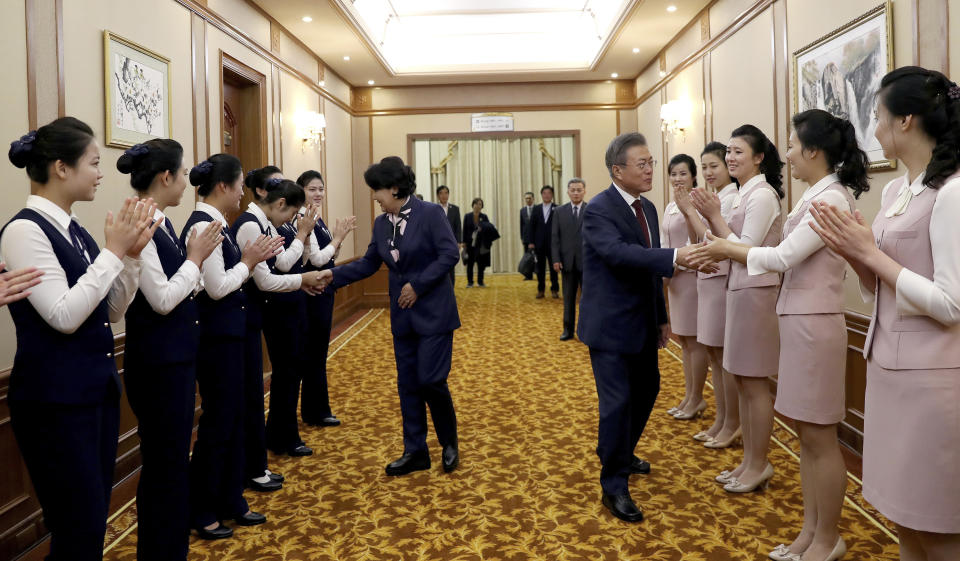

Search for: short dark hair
xmin=540 ymin=185 xmax=554 ymax=194
xmin=436 ymin=185 xmax=449 ymax=195
xmin=296 ymin=169 xmax=323 ymax=188
xmin=471 ymin=197 xmax=484 ymax=208
xmin=9 ymin=117 xmax=96 ymax=184
xmin=524 ymin=191 xmax=535 ymax=197
xmin=364 ymin=156 xmax=415 ymax=198
xmin=567 ymin=177 xmax=586 ymax=188
xmin=190 ymin=153 xmax=243 ymax=197
xmin=668 ymin=154 xmax=698 ymax=187
xmin=116 ymin=139 xmax=184 ymax=192
xmin=605 ymin=132 xmax=647 ymax=177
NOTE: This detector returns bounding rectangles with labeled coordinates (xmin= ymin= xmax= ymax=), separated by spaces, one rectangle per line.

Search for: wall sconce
xmin=660 ymin=99 xmax=693 ymax=141
xmin=296 ymin=111 xmax=326 ymax=152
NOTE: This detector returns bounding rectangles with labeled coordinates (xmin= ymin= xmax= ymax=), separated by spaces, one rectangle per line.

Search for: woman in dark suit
xmin=462 ymin=197 xmax=499 ymax=287
xmin=317 ymin=156 xmax=461 ymax=476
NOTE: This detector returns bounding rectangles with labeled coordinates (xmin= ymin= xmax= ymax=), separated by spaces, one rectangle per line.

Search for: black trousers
xmin=301 ymin=292 xmax=335 ymax=422
xmin=561 ymin=268 xmax=582 ymax=332
xmin=392 ymin=331 xmax=458 ymax=453
xmin=535 ymin=249 xmax=559 ymax=293
xmin=11 ymin=389 xmax=119 ymax=561
xmin=589 ymin=338 xmax=660 ymax=495
xmin=125 ymin=358 xmax=195 ymax=561
xmin=465 ymin=254 xmax=486 ymax=285
xmin=241 ymin=324 xmax=268 ymax=480
xmin=190 ymin=336 xmax=248 ymax=527
xmin=264 ymin=302 xmax=307 ymax=452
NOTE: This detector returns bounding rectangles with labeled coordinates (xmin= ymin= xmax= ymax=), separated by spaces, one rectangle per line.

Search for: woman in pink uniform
xmin=691 ymin=125 xmax=784 ymax=494
xmin=693 ymin=109 xmax=869 ymax=561
xmin=660 ymin=154 xmax=709 ymax=420
xmin=813 ymin=66 xmax=960 ymax=561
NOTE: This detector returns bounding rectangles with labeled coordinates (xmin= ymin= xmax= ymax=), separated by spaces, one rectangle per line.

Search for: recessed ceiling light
xmin=302 ymin=16 xmax=312 ymax=23
xmin=632 ymin=47 xmax=640 ymax=54
xmin=610 ymin=73 xmax=619 ymax=78
xmin=367 ymin=80 xmax=375 ymax=85
xmin=659 ymin=70 xmax=667 ymax=77
xmin=343 ymin=55 xmax=351 ymax=61
xmin=667 ymin=5 xmax=677 ymax=12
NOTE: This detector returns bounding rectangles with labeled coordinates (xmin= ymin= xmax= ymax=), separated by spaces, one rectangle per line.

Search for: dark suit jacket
xmin=551 ymin=202 xmax=585 ymax=271
xmin=577 ymin=185 xmax=675 ymax=353
xmin=332 ymin=196 xmax=461 ymax=337
xmin=519 ymin=206 xmax=534 ymax=245
xmin=525 ymin=202 xmax=556 ymax=254
xmin=443 ymin=204 xmax=461 ymax=243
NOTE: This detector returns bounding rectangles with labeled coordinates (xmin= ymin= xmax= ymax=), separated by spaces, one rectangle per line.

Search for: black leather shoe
xmin=630 ymin=456 xmax=651 ymax=474
xmin=268 ymin=472 xmax=284 ymax=483
xmin=194 ymin=524 xmax=233 ymax=540
xmin=552 ymin=291 xmax=560 ymax=299
xmin=247 ymin=478 xmax=282 ymax=492
xmin=232 ymin=511 xmax=267 ymax=526
xmin=559 ymin=331 xmax=573 ymax=341
xmin=385 ymin=451 xmax=430 ymax=476
xmin=601 ymin=493 xmax=643 ymax=522
xmin=319 ymin=416 xmax=341 ymax=427
xmin=288 ymin=444 xmax=313 ymax=457
xmin=442 ymin=445 xmax=459 ymax=473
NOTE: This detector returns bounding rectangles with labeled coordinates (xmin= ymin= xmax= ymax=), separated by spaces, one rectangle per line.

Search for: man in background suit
xmin=551 ymin=178 xmax=587 ymax=341
xmin=437 ymin=185 xmax=461 ymax=285
xmin=578 ymin=132 xmax=700 ymax=522
xmin=525 ymin=186 xmax=559 ymax=298
xmin=519 ymin=192 xmax=535 ymax=280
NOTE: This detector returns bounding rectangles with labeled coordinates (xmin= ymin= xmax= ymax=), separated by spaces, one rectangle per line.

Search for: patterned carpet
xmin=103 ymin=275 xmax=899 ymax=560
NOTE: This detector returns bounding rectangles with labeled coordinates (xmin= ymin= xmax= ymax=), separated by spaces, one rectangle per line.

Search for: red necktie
xmin=630 ymin=200 xmax=651 ymax=247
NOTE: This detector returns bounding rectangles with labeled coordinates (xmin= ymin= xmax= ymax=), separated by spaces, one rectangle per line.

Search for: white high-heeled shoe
xmin=768 ymin=544 xmax=802 ymax=561
xmin=715 ymin=469 xmax=736 ymax=484
xmin=724 ymin=463 xmax=774 ymax=493
xmin=692 ymin=430 xmax=714 ymax=442
xmin=673 ymin=400 xmax=707 ymax=420
xmin=824 ymin=536 xmax=846 ymax=561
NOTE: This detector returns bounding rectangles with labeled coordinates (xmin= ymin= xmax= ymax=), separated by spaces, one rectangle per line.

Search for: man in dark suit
xmin=551 ymin=178 xmax=587 ymax=341
xmin=519 ymin=192 xmax=535 ymax=280
xmin=436 ymin=185 xmax=461 ymax=285
xmin=578 ymin=133 xmax=699 ymax=522
xmin=525 ymin=185 xmax=559 ymax=298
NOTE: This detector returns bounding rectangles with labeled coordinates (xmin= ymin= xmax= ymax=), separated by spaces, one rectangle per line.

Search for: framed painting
xmin=103 ymin=31 xmax=172 ymax=148
xmin=793 ymin=2 xmax=895 ymax=169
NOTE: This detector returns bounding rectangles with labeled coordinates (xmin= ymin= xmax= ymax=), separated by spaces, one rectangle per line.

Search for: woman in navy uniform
xmin=317 ymin=156 xmax=461 ymax=476
xmin=118 ymin=139 xmax=224 ymax=560
xmin=181 ymin=154 xmax=281 ymax=539
xmin=295 ymin=170 xmax=356 ymax=427
xmin=2 ymin=117 xmax=157 ymax=560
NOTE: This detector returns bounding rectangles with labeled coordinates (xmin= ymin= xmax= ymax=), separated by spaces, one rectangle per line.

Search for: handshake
xmin=300 ymin=269 xmax=334 ymax=296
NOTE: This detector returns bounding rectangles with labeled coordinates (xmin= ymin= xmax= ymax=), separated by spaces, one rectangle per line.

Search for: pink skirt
xmin=696 ymin=275 xmax=727 ymax=347
xmin=667 ymin=269 xmax=698 ymax=337
xmin=774 ymin=314 xmax=846 ymax=424
xmin=722 ymin=286 xmax=779 ymax=377
xmin=862 ymin=361 xmax=960 ymax=533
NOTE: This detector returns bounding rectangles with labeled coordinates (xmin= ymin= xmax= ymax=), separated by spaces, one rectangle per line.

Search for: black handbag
xmin=517 ymin=250 xmax=536 ymax=277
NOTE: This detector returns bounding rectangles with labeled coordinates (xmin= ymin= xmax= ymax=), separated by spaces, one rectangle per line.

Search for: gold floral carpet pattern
xmin=103 ymin=275 xmax=899 ymax=560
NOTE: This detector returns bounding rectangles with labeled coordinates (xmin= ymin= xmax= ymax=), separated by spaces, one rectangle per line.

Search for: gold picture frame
xmin=103 ymin=31 xmax=172 ymax=148
xmin=792 ymin=2 xmax=895 ymax=170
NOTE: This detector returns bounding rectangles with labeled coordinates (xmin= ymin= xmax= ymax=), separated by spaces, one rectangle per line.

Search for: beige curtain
xmin=424 ymin=137 xmax=572 ymax=273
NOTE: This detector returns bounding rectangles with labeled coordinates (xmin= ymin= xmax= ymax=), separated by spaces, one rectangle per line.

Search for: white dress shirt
xmin=543 ymin=202 xmax=553 ymax=222
xmin=239 ymin=202 xmax=304 ymax=272
xmin=137 ymin=208 xmax=201 ymax=314
xmin=892 ymin=174 xmax=960 ymax=325
xmin=234 ymin=203 xmax=302 ymax=292
xmin=0 ymin=195 xmax=142 ymax=333
xmin=300 ymin=207 xmax=338 ymax=268
xmin=718 ymin=182 xmax=739 ymax=219
xmin=612 ymin=182 xmax=677 ymax=264
xmin=725 ymin=174 xmax=781 ymax=246
xmin=186 ymin=201 xmax=249 ymax=301
xmin=747 ymin=173 xmax=849 ymax=275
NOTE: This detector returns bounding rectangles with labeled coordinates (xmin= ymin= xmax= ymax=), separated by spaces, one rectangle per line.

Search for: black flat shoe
xmin=442 ymin=444 xmax=459 ymax=473
xmin=231 ymin=511 xmax=267 ymax=526
xmin=288 ymin=444 xmax=313 ymax=457
xmin=268 ymin=472 xmax=284 ymax=482
xmin=385 ymin=451 xmax=430 ymax=476
xmin=305 ymin=416 xmax=341 ymax=427
xmin=194 ymin=524 xmax=233 ymax=540
xmin=630 ymin=456 xmax=651 ymax=474
xmin=601 ymin=492 xmax=643 ymax=522
xmin=247 ymin=478 xmax=282 ymax=492
xmin=559 ymin=331 xmax=573 ymax=341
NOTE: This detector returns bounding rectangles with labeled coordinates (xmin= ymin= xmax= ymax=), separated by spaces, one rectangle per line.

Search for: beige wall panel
xmin=952 ymin=0 xmax=960 ymax=78
xmin=278 ymin=71 xmax=322 ymax=175
xmin=322 ymin=67 xmax=352 ymax=104
xmin=351 ymin=116 xmax=372 ymax=254
xmin=371 ymin=81 xmax=616 ymax=110
xmin=208 ymin=0 xmax=271 ymax=48
xmin=277 ymin=29 xmax=320 ymax=83
xmin=663 ymin=59 xmax=706 ymax=195
xmin=0 ymin=0 xmax=30 ymax=368
xmin=709 ymin=0 xmax=761 ymax=33
xmin=665 ymin=18 xmax=705 ymax=70
xmin=62 ymin=0 xmax=194 ymax=232
xmin=323 ymin=104 xmax=355 ymax=258
xmin=636 ymin=60 xmax=663 ymax=98
xmin=710 ymin=8 xmax=775 ymax=145
xmin=372 ymin=110 xmax=618 ymax=201
xmin=637 ymin=95 xmax=667 ymax=215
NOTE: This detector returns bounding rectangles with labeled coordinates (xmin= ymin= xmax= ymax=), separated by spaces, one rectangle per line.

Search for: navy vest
xmin=125 ymin=218 xmax=199 ymax=364
xmin=303 ymin=219 xmax=336 ymax=300
xmin=1 ymin=209 xmax=119 ymax=404
xmin=180 ymin=210 xmax=246 ymax=339
xmin=271 ymin=222 xmax=306 ymax=307
xmin=229 ymin=211 xmax=285 ymax=327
